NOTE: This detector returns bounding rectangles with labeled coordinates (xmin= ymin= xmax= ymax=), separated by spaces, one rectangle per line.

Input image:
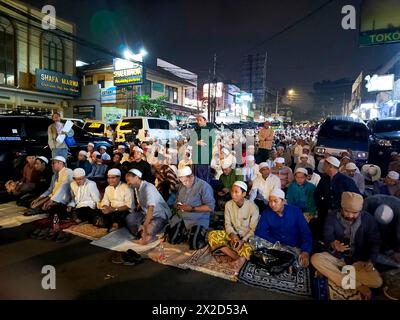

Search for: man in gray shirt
xmin=166 ymin=166 xmax=215 ymax=250
xmin=344 ymin=163 xmax=365 ymax=195
xmin=125 ymin=169 xmax=170 ymax=244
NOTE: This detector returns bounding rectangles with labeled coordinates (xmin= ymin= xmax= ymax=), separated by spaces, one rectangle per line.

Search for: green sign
xmin=360 ymin=0 xmax=400 ymax=46
xmin=35 ymin=69 xmax=80 ymax=96
xmin=152 ymin=82 xmax=165 ymax=93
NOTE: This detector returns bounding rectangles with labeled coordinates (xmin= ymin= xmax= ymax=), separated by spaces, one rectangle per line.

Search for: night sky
xmin=27 ymin=0 xmax=400 ymax=104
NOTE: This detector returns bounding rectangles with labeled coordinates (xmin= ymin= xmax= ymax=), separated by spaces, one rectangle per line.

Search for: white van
xmin=116 ymin=117 xmax=177 ymax=143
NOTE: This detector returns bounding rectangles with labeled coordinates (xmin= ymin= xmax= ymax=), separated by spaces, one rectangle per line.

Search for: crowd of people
xmin=2 ymin=113 xmax=400 ymax=300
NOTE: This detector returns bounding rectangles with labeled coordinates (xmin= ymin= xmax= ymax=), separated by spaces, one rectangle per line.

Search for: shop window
xmin=98 ymin=79 xmax=105 ymax=88
xmin=85 ymin=76 xmax=93 ymax=86
xmin=0 ymin=17 xmax=15 ymax=86
xmin=166 ymin=85 xmax=178 ymax=103
xmin=42 ymin=32 xmax=63 ymax=73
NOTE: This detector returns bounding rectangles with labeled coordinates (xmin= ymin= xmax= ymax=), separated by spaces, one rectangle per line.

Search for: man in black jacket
xmin=311 ymin=192 xmax=382 ymax=300
xmin=124 ymin=146 xmax=154 ymax=184
xmin=313 ymin=156 xmax=360 ymax=239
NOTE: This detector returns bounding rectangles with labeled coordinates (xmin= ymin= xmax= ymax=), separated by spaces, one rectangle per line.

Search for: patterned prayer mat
xmin=0 ymin=202 xmax=47 ymax=229
xmin=147 ymin=243 xmax=194 ymax=268
xmin=64 ymin=223 xmax=108 ymax=241
xmin=33 ymin=217 xmax=77 ymax=230
xmin=180 ymin=246 xmax=241 ymax=282
xmin=238 ymin=261 xmax=312 ymax=297
xmin=328 ymin=280 xmax=362 ymax=300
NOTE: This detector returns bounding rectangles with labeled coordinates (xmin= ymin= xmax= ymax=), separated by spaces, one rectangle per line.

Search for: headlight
xmin=315 ymin=147 xmax=326 ymax=154
xmin=356 ymin=152 xmax=368 ymax=159
xmin=377 ymin=139 xmax=392 ymax=147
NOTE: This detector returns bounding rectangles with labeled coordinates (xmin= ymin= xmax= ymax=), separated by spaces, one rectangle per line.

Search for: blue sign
xmin=35 ymin=69 xmax=80 ymax=96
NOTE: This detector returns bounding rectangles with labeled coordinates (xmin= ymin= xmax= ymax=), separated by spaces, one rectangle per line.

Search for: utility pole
xmin=275 ymin=90 xmax=279 ymax=116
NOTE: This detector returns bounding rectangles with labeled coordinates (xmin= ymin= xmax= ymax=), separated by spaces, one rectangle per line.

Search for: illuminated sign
xmin=203 ymin=82 xmax=223 ymax=98
xmin=360 ymin=0 xmax=400 ymax=46
xmin=113 ymin=58 xmax=144 ymax=86
xmin=35 ymin=69 xmax=80 ymax=96
xmin=235 ymin=93 xmax=253 ymax=103
xmin=365 ymin=74 xmax=394 ymax=92
xmin=101 ymin=87 xmax=116 ymax=103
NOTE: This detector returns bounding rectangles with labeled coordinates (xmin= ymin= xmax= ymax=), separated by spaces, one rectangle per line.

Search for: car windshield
xmin=318 ymin=121 xmax=368 ymax=142
xmin=118 ymin=119 xmax=143 ymax=131
xmin=374 ymin=120 xmax=400 ymax=133
xmin=83 ymin=122 xmax=105 ymax=134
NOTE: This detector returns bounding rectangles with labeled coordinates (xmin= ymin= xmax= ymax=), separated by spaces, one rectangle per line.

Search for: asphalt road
xmin=0 ymin=224 xmax=306 ymax=300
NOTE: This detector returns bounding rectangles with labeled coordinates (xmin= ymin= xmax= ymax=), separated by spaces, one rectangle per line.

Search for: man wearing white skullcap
xmin=67 ymin=168 xmax=101 ymax=224
xmin=312 ymin=192 xmax=383 ymax=300
xmin=166 ymin=166 xmax=215 ymax=250
xmin=125 ymin=145 xmax=154 ymax=184
xmin=99 ymin=168 xmax=133 ymax=232
xmin=208 ymin=180 xmax=259 ymax=266
xmin=287 ymin=168 xmax=317 ymax=220
xmin=363 ymin=194 xmax=400 ymax=267
xmin=28 ymin=155 xmax=73 ymax=219
xmin=373 ymin=171 xmax=400 ymax=198
xmin=87 ymin=151 xmax=108 ymax=180
xmin=295 ymin=154 xmax=314 ymax=172
xmin=217 ymin=158 xmax=243 ymax=207
xmin=272 ymin=157 xmax=294 ymax=190
xmin=76 ymin=150 xmax=92 ymax=175
xmin=255 ymin=188 xmax=312 ymax=268
xmin=315 ymin=155 xmax=361 ymax=239
xmin=125 ymin=169 xmax=171 ymax=244
xmin=343 ymin=162 xmax=365 ymax=195
xmin=242 ymin=154 xmax=260 ymax=184
xmin=249 ymin=161 xmax=281 ymax=212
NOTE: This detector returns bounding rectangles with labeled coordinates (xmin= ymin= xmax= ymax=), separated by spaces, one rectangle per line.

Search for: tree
xmin=134 ymin=95 xmax=172 ymax=119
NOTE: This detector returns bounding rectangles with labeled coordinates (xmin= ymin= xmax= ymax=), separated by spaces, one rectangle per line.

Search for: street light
xmin=123 ymin=48 xmax=147 ymax=62
xmin=288 ymin=89 xmax=295 ymax=96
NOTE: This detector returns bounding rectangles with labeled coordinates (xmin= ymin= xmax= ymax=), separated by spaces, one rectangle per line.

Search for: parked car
xmin=0 ymin=115 xmax=112 ymax=182
xmin=62 ymin=118 xmax=85 ymax=128
xmin=368 ymin=117 xmax=400 ymax=175
xmin=314 ymin=116 xmax=370 ymax=168
xmin=115 ymin=117 xmax=178 ymax=143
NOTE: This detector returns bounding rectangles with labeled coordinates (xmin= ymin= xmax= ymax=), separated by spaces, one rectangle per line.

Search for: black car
xmin=368 ymin=117 xmax=400 ymax=174
xmin=0 ymin=115 xmax=112 ymax=182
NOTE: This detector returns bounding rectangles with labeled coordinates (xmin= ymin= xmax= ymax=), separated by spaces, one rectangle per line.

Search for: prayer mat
xmin=0 ymin=201 xmax=48 ymax=229
xmin=33 ymin=217 xmax=77 ymax=230
xmin=180 ymin=246 xmax=241 ymax=282
xmin=147 ymin=243 xmax=194 ymax=268
xmin=64 ymin=223 xmax=108 ymax=241
xmin=382 ymin=268 xmax=400 ymax=300
xmin=90 ymin=227 xmax=161 ymax=253
xmin=238 ymin=261 xmax=312 ymax=297
xmin=328 ymin=280 xmax=362 ymax=300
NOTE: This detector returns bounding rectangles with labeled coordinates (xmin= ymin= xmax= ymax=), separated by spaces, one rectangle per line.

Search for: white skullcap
xmin=87 ymin=142 xmax=94 ymax=147
xmin=247 ymin=155 xmax=255 ymax=161
xmin=36 ymin=156 xmax=49 ymax=164
xmin=259 ymin=162 xmax=270 ymax=170
xmin=222 ymin=148 xmax=230 ymax=156
xmin=107 ymin=168 xmax=121 ymax=176
xmin=233 ymin=181 xmax=248 ymax=192
xmin=247 ymin=145 xmax=255 ymax=149
xmin=222 ymin=158 xmax=233 ymax=169
xmin=391 ymin=152 xmax=398 ymax=157
xmin=345 ymin=163 xmax=357 ymax=171
xmin=325 ymin=156 xmax=340 ymax=168
xmin=270 ymin=188 xmax=285 ymax=199
xmin=129 ymin=169 xmax=142 ymax=178
xmin=277 ymin=146 xmax=285 ymax=150
xmin=177 ymin=166 xmax=192 ymax=177
xmin=133 ymin=146 xmax=144 ymax=154
xmin=295 ymin=168 xmax=308 ymax=175
xmin=73 ymin=168 xmax=86 ymax=178
xmin=79 ymin=150 xmax=88 ymax=157
xmin=52 ymin=156 xmax=66 ymax=163
xmin=118 ymin=145 xmax=125 ymax=149
xmin=387 ymin=171 xmax=400 ymax=180
xmin=374 ymin=204 xmax=394 ymax=225
xmin=274 ymin=157 xmax=285 ymax=164
xmin=299 ymin=154 xmax=309 ymax=159
xmin=99 ymin=145 xmax=107 ymax=150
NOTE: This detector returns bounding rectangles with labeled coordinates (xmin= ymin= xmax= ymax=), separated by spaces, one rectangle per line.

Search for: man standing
xmin=311 ymin=192 xmax=382 ymax=300
xmin=99 ymin=169 xmax=133 ymax=232
xmin=166 ymin=166 xmax=215 ymax=250
xmin=257 ymin=121 xmax=274 ymax=163
xmin=255 ymin=188 xmax=312 ymax=268
xmin=67 ymin=168 xmax=101 ymax=224
xmin=47 ymin=112 xmax=74 ymax=159
xmin=125 ymin=169 xmax=170 ymax=244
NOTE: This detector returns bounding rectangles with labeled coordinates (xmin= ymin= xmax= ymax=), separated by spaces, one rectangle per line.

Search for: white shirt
xmin=41 ymin=167 xmax=73 ymax=204
xmin=101 ymin=152 xmax=111 ymax=161
xmin=224 ymin=199 xmax=260 ymax=241
xmin=308 ymin=173 xmax=321 ymax=187
xmin=249 ymin=174 xmax=281 ymax=203
xmin=68 ymin=179 xmax=100 ymax=209
xmin=100 ymin=182 xmax=133 ymax=209
xmin=242 ymin=164 xmax=260 ymax=182
xmin=136 ymin=181 xmax=171 ymax=219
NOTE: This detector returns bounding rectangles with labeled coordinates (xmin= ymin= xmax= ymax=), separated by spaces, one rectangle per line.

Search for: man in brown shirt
xmin=257 ymin=121 xmax=274 ymax=163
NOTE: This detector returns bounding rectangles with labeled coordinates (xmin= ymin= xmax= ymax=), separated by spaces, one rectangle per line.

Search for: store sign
xmin=365 ymin=74 xmax=394 ymax=92
xmin=203 ymin=82 xmax=223 ymax=98
xmin=360 ymin=0 xmax=400 ymax=46
xmin=236 ymin=93 xmax=253 ymax=103
xmin=35 ymin=69 xmax=80 ymax=96
xmin=101 ymin=87 xmax=117 ymax=103
xmin=113 ymin=58 xmax=144 ymax=86
xmin=152 ymin=82 xmax=165 ymax=93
